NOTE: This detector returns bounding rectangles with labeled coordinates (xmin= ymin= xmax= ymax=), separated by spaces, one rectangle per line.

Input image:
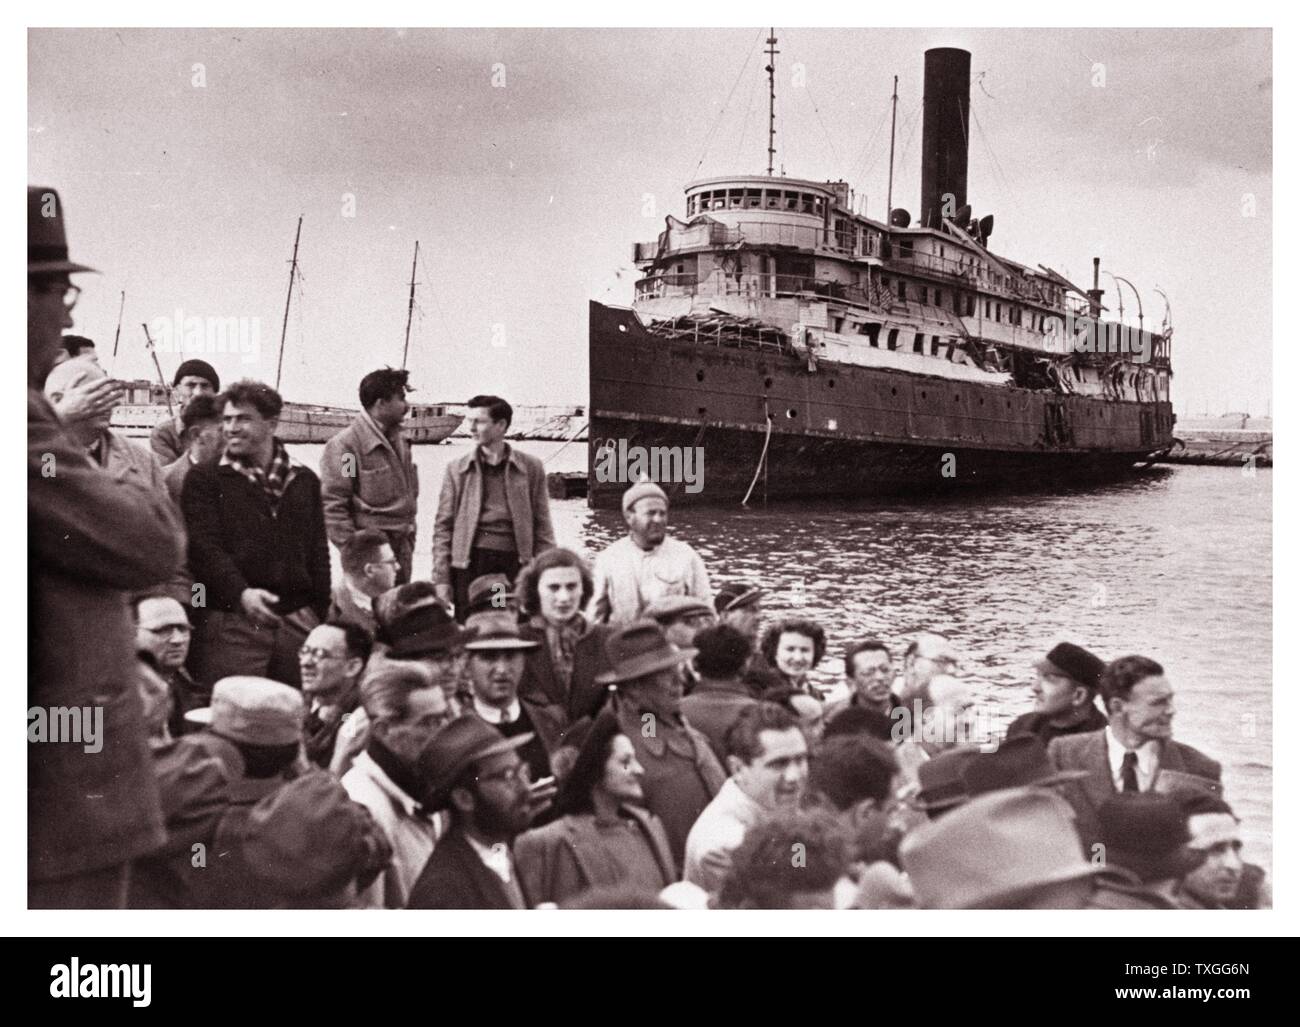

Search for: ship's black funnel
xmin=920 ymin=47 xmax=971 ymax=229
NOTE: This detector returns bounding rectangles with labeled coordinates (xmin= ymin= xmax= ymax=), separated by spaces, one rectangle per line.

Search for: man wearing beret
xmin=1005 ymin=641 xmax=1109 ymax=745
xmin=589 ymin=482 xmax=711 ymax=625
xmin=150 ymin=358 xmax=221 ymax=463
xmin=28 ymin=185 xmax=185 ymax=907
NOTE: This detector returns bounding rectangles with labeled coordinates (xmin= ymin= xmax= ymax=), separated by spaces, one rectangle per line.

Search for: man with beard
xmin=406 ymin=716 xmax=540 ymax=908
xmin=684 ymin=702 xmax=810 ymax=892
xmin=342 ymin=662 xmax=457 ymax=908
xmin=589 ymin=482 xmax=710 ymax=624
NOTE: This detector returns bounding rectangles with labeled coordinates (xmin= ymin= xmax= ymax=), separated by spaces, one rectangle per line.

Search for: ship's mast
xmin=109 ymin=289 xmax=125 ymax=375
xmin=765 ymin=29 xmax=779 ymax=175
xmin=274 ymin=214 xmax=303 ymax=393
xmin=142 ymin=322 xmax=174 ymax=416
xmin=886 ymin=75 xmax=898 ymax=219
xmin=402 ymin=240 xmax=419 ymax=370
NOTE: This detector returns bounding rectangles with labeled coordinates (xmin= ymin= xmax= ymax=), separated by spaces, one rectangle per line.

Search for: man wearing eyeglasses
xmin=407 ymin=715 xmax=541 ymax=908
xmin=133 ymin=592 xmax=207 ymax=737
xmin=29 ymin=185 xmax=184 ymax=907
xmin=299 ymin=620 xmax=372 ymax=770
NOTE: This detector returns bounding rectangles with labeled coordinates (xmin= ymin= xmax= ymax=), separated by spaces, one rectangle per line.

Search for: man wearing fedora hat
xmin=366 ymin=581 xmax=475 ymax=713
xmin=1085 ymin=793 xmax=1194 ymax=909
xmin=407 ymin=715 xmax=540 ymax=908
xmin=29 ymin=185 xmax=187 ymax=907
xmin=602 ymin=620 xmax=726 ymax=868
xmin=589 ymin=482 xmax=711 ymax=625
xmin=900 ymin=787 xmax=1111 ymax=908
xmin=1006 ymin=641 xmax=1109 ymax=745
xmin=463 ymin=611 xmax=558 ymax=784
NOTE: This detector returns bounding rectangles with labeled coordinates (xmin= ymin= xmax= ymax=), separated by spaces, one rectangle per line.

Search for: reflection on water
xmin=294 ymin=441 xmax=1272 ymax=872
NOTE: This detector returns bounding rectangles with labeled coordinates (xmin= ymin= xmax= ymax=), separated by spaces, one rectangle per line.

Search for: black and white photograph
xmin=20 ymin=12 xmax=1286 ymax=956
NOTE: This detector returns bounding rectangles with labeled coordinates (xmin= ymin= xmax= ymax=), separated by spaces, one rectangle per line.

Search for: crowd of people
xmin=29 ymin=185 xmax=1268 ymax=910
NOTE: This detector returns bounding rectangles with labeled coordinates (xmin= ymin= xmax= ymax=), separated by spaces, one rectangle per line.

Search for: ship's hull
xmin=588 ymin=301 xmax=1175 ymax=508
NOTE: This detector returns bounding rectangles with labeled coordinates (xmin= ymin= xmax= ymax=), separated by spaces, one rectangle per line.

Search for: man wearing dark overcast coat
xmin=28 ymin=185 xmax=185 ymax=907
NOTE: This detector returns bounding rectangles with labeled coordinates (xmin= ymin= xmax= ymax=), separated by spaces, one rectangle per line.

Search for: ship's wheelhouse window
xmin=887 ymin=328 xmax=899 ymax=350
xmin=935 ymin=289 xmax=944 ymax=308
xmin=728 ymin=189 xmax=743 ymax=209
xmin=900 ymin=239 xmax=914 ymax=258
xmin=813 ymin=197 xmax=825 ymax=216
xmin=897 ymin=280 xmax=906 ymax=300
xmin=765 ymin=190 xmax=780 ymax=209
xmin=985 ymin=300 xmax=991 ymax=317
xmin=785 ymin=191 xmax=800 ymax=210
xmin=930 ymin=336 xmax=941 ymax=356
xmin=866 ymin=323 xmax=881 ymax=347
xmin=914 ymin=333 xmax=925 ymax=354
xmin=919 ymin=285 xmax=928 ymax=304
xmin=801 ymin=194 xmax=815 ymax=214
xmin=967 ymin=296 xmax=976 ymax=317
xmin=745 ymin=189 xmax=762 ymax=208
xmin=996 ymin=302 xmax=1002 ymax=321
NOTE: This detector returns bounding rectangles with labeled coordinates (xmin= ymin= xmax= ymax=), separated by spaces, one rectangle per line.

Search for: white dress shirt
xmin=1104 ymin=726 xmax=1159 ymax=791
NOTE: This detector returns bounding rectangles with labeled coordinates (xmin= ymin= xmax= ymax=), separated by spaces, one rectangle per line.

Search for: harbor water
xmin=292 ymin=440 xmax=1273 ymax=873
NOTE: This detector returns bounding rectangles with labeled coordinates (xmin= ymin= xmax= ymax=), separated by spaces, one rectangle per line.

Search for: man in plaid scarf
xmin=182 ymin=380 xmax=331 ymax=688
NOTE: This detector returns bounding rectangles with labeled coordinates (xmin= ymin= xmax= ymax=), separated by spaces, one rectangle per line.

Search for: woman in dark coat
xmin=514 ymin=712 xmax=677 ymax=907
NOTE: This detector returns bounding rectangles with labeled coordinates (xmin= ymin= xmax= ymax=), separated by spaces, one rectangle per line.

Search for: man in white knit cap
xmin=588 ymin=481 xmax=711 ymax=625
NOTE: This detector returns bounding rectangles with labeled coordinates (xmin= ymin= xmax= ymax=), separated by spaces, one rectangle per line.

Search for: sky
xmin=29 ymin=27 xmax=1271 ymax=414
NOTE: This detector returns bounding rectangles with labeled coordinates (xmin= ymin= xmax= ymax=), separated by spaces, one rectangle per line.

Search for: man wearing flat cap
xmin=187 ymin=676 xmax=391 ymax=908
xmin=713 ymin=582 xmax=764 ymax=644
xmin=407 ymin=715 xmax=540 ymax=908
xmin=589 ymin=481 xmax=711 ymax=625
xmin=602 ymin=620 xmax=726 ymax=869
xmin=28 ymin=186 xmax=186 ymax=907
xmin=1006 ymin=641 xmax=1108 ymax=746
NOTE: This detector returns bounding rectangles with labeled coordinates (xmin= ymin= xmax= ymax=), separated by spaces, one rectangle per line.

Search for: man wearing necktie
xmin=1047 ymin=654 xmax=1222 ymax=858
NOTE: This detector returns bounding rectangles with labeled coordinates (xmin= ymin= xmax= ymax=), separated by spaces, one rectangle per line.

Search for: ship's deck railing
xmin=636 ymin=270 xmax=889 ymax=308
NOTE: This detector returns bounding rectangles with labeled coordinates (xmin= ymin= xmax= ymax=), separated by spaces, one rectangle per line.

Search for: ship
xmin=110 ymin=379 xmax=463 ymax=445
xmin=109 ymin=224 xmax=463 ymax=445
xmin=588 ymin=42 xmax=1175 ymax=507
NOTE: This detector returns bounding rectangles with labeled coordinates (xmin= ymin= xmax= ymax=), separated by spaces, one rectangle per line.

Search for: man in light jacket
xmin=320 ymin=368 xmax=419 ymax=584
xmin=432 ymin=394 xmax=554 ymax=620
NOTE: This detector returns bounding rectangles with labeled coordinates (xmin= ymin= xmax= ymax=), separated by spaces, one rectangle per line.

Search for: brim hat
xmin=714 ymin=583 xmax=763 ymax=614
xmin=643 ymin=594 xmax=715 ymax=623
xmin=417 ymin=714 xmax=536 ymax=810
xmin=900 ymin=787 xmax=1108 ymax=908
xmin=1097 ymin=793 xmax=1198 ymax=883
xmin=466 ymin=573 xmax=515 ymax=615
xmin=462 ymin=612 xmax=539 ymax=651
xmin=962 ymin=735 xmax=1089 ymax=797
xmin=596 ymin=619 xmax=695 ymax=685
xmin=913 ymin=746 xmax=981 ymax=812
xmin=191 ymin=676 xmax=305 ymax=747
xmin=29 ymin=186 xmax=96 ymax=275
xmin=383 ymin=588 xmax=476 ymax=656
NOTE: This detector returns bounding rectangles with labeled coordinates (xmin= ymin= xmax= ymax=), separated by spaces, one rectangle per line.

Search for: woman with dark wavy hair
xmin=514 ymin=711 xmax=677 ymax=906
xmin=759 ymin=617 xmax=829 ymax=701
xmin=515 ymin=548 xmax=613 ymax=758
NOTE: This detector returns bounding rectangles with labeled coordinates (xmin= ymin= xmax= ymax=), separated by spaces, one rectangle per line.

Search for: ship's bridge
xmin=684 ymin=175 xmax=845 ymax=224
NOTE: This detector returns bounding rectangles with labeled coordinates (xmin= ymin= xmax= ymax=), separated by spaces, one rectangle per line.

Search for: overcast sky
xmin=29 ymin=27 xmax=1271 ymax=414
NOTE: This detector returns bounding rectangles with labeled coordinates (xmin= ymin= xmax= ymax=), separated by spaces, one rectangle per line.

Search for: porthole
xmin=921 ymin=391 xmax=927 ymax=399
xmin=891 ymin=387 xmax=897 ymax=396
xmin=764 ymin=377 xmax=773 ymax=389
xmin=786 ymin=408 xmax=798 ymax=419
xmin=618 ymin=324 xmax=627 ymax=333
xmin=696 ymin=369 xmax=705 ymax=383
xmin=828 ymin=379 xmax=835 ymax=388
